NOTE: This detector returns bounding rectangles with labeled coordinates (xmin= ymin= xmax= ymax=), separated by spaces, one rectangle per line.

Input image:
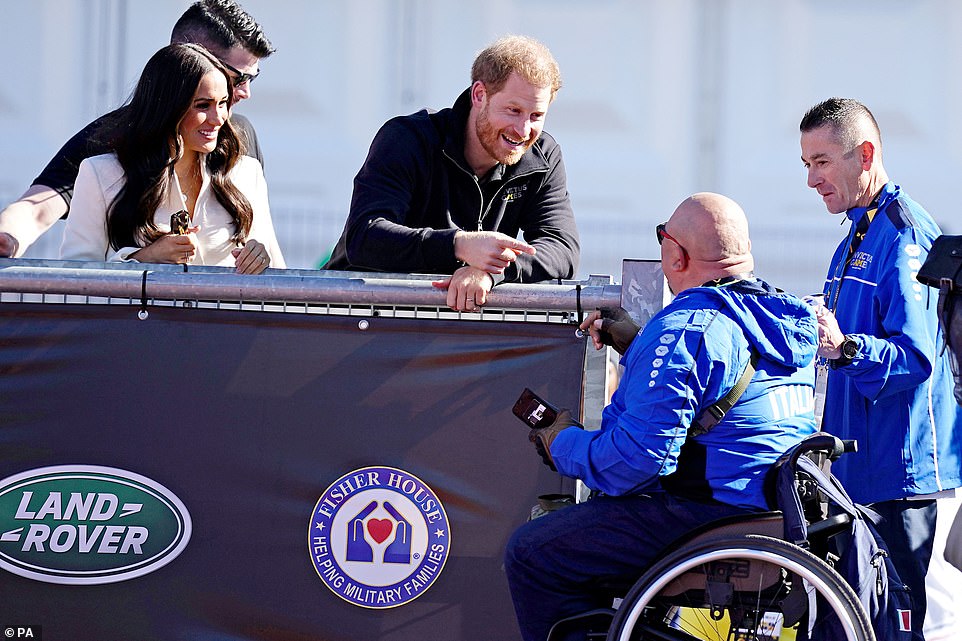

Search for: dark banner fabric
xmin=0 ymin=303 xmax=586 ymax=641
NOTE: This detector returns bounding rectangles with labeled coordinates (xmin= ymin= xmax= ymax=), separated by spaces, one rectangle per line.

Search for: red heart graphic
xmin=366 ymin=518 xmax=394 ymax=544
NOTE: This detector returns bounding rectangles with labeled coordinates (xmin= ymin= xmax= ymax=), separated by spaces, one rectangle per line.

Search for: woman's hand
xmin=130 ymin=228 xmax=198 ymax=264
xmin=232 ymin=239 xmax=271 ymax=274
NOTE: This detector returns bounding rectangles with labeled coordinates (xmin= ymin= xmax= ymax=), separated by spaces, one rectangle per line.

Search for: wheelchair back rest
xmin=656 ymin=513 xmax=784 ymax=597
xmin=917 ymin=234 xmax=962 ymax=404
xmin=777 ymin=457 xmax=915 ymax=641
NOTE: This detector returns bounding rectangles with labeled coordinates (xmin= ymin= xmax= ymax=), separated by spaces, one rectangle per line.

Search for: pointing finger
xmin=502 ymin=239 xmax=536 ymax=255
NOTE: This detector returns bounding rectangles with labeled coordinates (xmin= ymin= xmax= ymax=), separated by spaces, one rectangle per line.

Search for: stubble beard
xmin=476 ymin=104 xmax=532 ymax=166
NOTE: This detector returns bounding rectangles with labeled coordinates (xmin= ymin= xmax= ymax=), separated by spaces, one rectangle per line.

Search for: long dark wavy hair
xmin=106 ymin=43 xmax=253 ymax=250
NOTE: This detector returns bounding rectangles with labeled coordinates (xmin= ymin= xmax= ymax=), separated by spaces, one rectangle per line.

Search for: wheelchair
xmin=546 ymin=432 xmax=876 ymax=641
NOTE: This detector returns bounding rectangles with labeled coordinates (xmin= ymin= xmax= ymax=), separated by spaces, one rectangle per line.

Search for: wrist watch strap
xmin=831 ymin=335 xmax=859 ymax=369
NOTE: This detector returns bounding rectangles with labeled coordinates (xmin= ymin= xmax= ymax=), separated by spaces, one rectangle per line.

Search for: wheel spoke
xmin=607 ymin=535 xmax=874 ymax=641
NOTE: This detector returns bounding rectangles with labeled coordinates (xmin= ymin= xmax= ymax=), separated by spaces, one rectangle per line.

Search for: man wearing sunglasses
xmin=0 ymin=0 xmax=273 ymax=258
xmin=506 ymin=192 xmax=819 ymax=641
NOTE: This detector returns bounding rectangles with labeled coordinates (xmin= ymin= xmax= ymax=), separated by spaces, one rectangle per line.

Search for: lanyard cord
xmin=700 ymin=273 xmax=756 ymax=289
xmin=817 ymin=190 xmax=885 ymax=427
xmin=827 ymin=202 xmax=880 ymax=313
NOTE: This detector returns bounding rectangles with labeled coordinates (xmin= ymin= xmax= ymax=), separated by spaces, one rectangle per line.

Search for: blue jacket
xmin=821 ymin=182 xmax=962 ymax=504
xmin=551 ymin=278 xmax=818 ymax=510
xmin=323 ymin=89 xmax=580 ymax=283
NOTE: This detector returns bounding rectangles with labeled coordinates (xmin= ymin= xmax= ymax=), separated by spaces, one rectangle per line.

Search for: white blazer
xmin=60 ymin=153 xmax=286 ymax=268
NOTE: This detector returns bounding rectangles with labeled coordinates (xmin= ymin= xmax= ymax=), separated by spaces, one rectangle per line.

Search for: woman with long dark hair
xmin=60 ymin=43 xmax=284 ymax=272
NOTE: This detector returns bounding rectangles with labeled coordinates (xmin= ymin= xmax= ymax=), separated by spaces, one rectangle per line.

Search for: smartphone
xmin=170 ymin=210 xmax=190 ymax=235
xmin=512 ymin=388 xmax=559 ymax=429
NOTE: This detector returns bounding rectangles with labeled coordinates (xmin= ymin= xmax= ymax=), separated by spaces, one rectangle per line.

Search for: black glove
xmin=528 ymin=409 xmax=583 ymax=471
xmin=597 ymin=307 xmax=640 ymax=355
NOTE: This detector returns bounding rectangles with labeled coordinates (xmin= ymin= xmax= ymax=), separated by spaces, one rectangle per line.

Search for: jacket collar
xmin=845 ymin=181 xmax=898 ymax=224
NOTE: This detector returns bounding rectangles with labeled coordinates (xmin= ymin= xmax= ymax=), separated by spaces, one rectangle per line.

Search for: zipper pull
xmin=873 ymin=550 xmax=886 ymax=597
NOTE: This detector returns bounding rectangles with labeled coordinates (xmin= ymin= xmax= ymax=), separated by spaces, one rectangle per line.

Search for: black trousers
xmin=871 ymin=498 xmax=938 ymax=641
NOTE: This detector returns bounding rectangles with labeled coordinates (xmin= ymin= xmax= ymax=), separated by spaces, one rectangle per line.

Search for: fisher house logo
xmin=0 ymin=466 xmax=192 ymax=585
xmin=308 ymin=466 xmax=451 ymax=609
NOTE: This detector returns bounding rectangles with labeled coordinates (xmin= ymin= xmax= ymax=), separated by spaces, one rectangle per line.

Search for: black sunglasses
xmin=221 ymin=60 xmax=259 ymax=86
xmin=656 ymin=222 xmax=689 ymax=260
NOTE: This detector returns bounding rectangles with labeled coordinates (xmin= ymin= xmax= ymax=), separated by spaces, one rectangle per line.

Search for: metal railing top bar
xmin=0 ymin=259 xmax=620 ymax=312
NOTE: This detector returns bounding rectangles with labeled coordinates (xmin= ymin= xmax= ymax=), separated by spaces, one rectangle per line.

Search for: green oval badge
xmin=0 ymin=465 xmax=192 ymax=584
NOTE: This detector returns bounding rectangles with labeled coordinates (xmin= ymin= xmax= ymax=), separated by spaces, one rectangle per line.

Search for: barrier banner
xmin=0 ymin=303 xmax=586 ymax=641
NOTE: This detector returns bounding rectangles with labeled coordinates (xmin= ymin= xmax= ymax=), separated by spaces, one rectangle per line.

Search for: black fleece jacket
xmin=323 ymin=89 xmax=580 ymax=283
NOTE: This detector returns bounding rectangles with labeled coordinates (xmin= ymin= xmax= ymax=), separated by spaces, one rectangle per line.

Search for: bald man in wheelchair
xmin=505 ymin=193 xmax=820 ymax=641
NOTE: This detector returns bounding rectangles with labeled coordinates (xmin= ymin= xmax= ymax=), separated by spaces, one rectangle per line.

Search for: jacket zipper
xmin=442 ymin=149 xmax=543 ymax=231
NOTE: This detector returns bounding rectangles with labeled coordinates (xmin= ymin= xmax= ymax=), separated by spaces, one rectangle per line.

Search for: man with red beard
xmin=323 ymin=35 xmax=580 ymax=311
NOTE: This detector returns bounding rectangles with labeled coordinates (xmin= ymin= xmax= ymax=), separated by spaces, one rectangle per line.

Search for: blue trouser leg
xmin=504 ymin=492 xmax=751 ymax=641
xmin=872 ymin=498 xmax=937 ymax=641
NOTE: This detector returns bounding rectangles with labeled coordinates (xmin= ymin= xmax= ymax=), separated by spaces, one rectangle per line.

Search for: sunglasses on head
xmin=221 ymin=60 xmax=259 ymax=86
xmin=656 ymin=222 xmax=689 ymax=260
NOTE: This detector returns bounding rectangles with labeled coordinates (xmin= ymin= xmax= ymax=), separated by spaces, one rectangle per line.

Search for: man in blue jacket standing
xmin=504 ymin=192 xmax=818 ymax=641
xmin=323 ymin=35 xmax=579 ymax=312
xmin=800 ymin=97 xmax=962 ymax=641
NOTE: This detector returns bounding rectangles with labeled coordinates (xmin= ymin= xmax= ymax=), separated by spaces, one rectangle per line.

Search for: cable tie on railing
xmin=575 ymin=283 xmax=583 ymax=324
xmin=137 ymin=270 xmax=150 ymax=320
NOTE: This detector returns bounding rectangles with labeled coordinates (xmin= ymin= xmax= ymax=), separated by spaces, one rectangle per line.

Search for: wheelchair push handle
xmin=785 ymin=432 xmax=857 ymax=469
xmin=839 ymin=438 xmax=858 ymax=455
xmin=823 ymin=435 xmax=857 ymax=460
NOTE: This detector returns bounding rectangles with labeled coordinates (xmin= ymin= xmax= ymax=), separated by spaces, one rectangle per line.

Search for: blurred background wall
xmin=1 ymin=0 xmax=959 ymax=295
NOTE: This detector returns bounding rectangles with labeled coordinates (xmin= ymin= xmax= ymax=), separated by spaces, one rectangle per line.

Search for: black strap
xmin=575 ymin=284 xmax=583 ymax=325
xmin=689 ymin=347 xmax=760 ymax=436
xmin=938 ymin=280 xmax=957 ymax=358
xmin=138 ymin=270 xmax=150 ymax=321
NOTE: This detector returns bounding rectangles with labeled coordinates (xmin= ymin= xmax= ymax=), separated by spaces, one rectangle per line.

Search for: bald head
xmin=662 ymin=192 xmax=754 ymax=293
xmin=671 ymin=193 xmax=751 ymax=260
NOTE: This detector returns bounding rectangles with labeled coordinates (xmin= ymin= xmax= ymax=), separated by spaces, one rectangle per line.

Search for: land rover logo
xmin=0 ymin=465 xmax=192 ymax=585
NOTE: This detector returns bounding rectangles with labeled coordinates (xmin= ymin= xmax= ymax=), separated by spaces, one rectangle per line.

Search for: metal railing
xmin=0 ymin=258 xmax=621 ymax=324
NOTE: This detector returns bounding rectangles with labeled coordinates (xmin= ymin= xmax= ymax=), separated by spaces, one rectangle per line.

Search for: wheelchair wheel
xmin=606 ymin=534 xmax=874 ymax=641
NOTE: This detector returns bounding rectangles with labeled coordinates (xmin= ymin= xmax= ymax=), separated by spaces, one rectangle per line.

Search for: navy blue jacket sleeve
xmin=340 ymin=118 xmax=461 ymax=274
